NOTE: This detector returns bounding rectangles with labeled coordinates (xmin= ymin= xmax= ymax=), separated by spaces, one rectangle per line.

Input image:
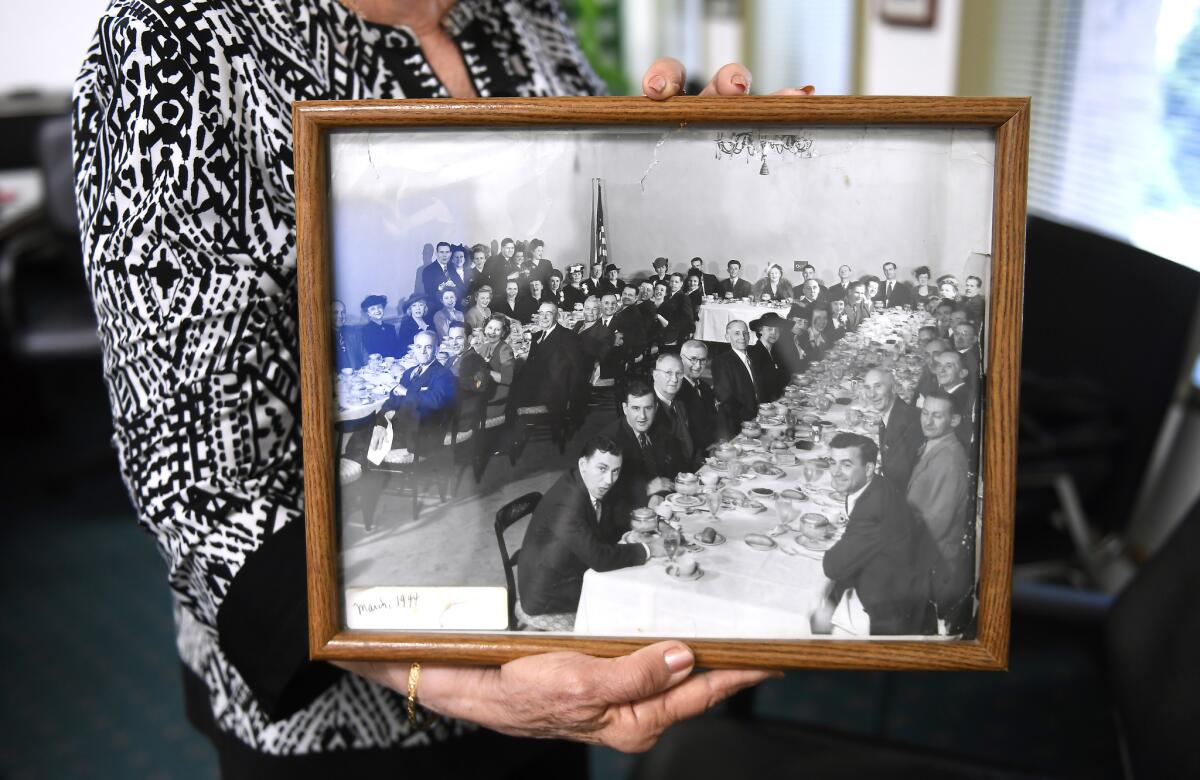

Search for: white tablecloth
xmin=574 ymin=457 xmax=854 ymax=639
xmin=695 ymin=301 xmax=790 ymax=343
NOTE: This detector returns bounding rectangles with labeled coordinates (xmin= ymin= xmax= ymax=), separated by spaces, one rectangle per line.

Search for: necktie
xmin=877 ymin=417 xmax=886 ymax=445
xmin=637 ymin=432 xmax=651 ymax=457
xmin=593 ymin=499 xmax=602 ymax=524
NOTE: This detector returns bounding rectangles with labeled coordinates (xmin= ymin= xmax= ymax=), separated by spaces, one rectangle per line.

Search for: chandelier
xmin=714 ymin=130 xmax=813 ymax=175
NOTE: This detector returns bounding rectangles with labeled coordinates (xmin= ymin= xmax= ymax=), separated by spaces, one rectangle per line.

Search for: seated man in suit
xmin=825 ymin=264 xmax=855 ymax=304
xmin=517 ymin=434 xmax=660 ymax=625
xmin=353 ymin=331 xmax=455 ymax=464
xmin=635 ymin=281 xmax=662 ymax=346
xmin=598 ymin=287 xmax=647 ymax=381
xmin=799 ymin=264 xmax=826 ymax=299
xmin=820 ymin=433 xmax=935 ymax=636
xmin=575 ymin=296 xmax=614 ymax=381
xmin=907 ymin=390 xmax=974 ymax=633
xmin=878 ymin=261 xmax=913 ymax=309
xmin=951 ymin=320 xmax=982 ymax=392
xmin=917 ymin=325 xmax=939 ymax=350
xmin=845 ymin=282 xmax=873 ymax=332
xmin=602 ymin=377 xmax=684 ymax=508
xmin=789 ymin=279 xmax=824 ymax=324
xmin=931 ymin=350 xmax=977 ymax=462
xmin=711 ymin=320 xmax=760 ymax=435
xmin=863 ymin=367 xmax=923 ymax=490
xmin=651 ymin=353 xmax=698 ymax=469
xmin=333 ymin=299 xmax=362 ymax=371
xmin=961 ymin=275 xmax=986 ymax=326
xmin=514 ymin=302 xmax=582 ymax=417
xmin=688 ymin=256 xmax=720 ymax=297
xmin=718 ymin=259 xmax=753 ymax=300
xmin=677 ymin=340 xmax=722 ymax=464
xmin=915 ymin=337 xmax=948 ymax=400
xmin=827 ymin=298 xmax=849 ymax=339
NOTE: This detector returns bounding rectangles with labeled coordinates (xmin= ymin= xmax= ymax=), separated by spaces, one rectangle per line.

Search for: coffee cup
xmin=674 ymin=553 xmax=698 ymax=576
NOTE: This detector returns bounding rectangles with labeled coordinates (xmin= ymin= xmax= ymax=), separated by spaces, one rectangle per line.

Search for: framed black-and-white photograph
xmin=297 ymin=96 xmax=1028 ymax=669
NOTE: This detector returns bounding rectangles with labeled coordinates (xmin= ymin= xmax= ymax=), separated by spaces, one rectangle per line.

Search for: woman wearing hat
xmin=597 ymin=263 xmax=623 ymax=298
xmin=396 ymin=293 xmax=435 ymax=355
xmin=751 ymin=263 xmax=794 ymax=302
xmin=361 ymin=294 xmax=402 ymax=358
xmin=749 ymin=311 xmax=789 ymax=401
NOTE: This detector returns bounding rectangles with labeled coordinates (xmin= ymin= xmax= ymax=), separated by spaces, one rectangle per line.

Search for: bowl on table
xmin=674 ymin=472 xmax=701 ymax=496
xmin=799 ymin=512 xmax=830 ymax=540
xmin=630 ymin=508 xmax=659 ymax=535
xmin=740 ymin=421 xmax=763 ymax=438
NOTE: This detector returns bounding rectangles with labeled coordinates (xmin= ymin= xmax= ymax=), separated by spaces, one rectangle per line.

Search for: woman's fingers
xmin=697 ymin=63 xmax=753 ymax=96
xmin=600 ymin=668 xmax=777 ymax=753
xmin=770 ymin=85 xmax=816 ymax=96
xmin=592 ymin=641 xmax=695 ymax=703
xmin=642 ymin=57 xmax=687 ymax=99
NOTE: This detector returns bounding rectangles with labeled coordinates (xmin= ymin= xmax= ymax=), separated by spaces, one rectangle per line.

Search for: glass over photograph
xmin=327 ymin=124 xmax=993 ymax=640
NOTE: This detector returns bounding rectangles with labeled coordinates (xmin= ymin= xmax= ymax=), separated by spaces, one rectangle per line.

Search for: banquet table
xmin=574 ymin=309 xmax=932 ymax=638
xmin=695 ymin=300 xmax=791 ymax=344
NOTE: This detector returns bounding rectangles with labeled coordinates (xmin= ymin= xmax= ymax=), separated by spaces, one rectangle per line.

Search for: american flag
xmin=590 ymin=177 xmax=608 ymax=274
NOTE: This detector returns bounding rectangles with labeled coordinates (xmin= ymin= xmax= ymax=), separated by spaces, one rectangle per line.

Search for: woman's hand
xmin=339 ymin=641 xmax=774 ymax=753
xmin=640 ymin=59 xmax=815 ymax=99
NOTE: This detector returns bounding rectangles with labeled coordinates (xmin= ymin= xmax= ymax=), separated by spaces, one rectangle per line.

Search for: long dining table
xmin=574 ymin=309 xmax=931 ymax=638
xmin=694 ymin=299 xmax=791 ymax=344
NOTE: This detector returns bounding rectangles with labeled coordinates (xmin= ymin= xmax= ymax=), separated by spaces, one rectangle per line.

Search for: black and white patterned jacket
xmin=72 ymin=0 xmax=604 ymax=754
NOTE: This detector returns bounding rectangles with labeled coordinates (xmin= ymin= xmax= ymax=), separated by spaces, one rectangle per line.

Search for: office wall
xmin=861 ymin=0 xmax=963 ymax=95
xmin=0 ymin=0 xmax=108 ymax=93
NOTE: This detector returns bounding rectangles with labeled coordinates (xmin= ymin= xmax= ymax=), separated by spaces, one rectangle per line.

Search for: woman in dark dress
xmin=360 ymin=294 xmax=402 ymax=358
xmin=396 ymin=294 xmax=435 ymax=355
xmin=912 ymin=265 xmax=935 ymax=309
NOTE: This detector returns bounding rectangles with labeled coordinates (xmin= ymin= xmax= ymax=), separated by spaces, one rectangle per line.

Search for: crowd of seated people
xmin=336 ymin=242 xmax=988 ymax=635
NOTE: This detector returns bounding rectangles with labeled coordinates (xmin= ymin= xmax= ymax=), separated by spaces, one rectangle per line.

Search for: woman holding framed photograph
xmin=71 ymin=0 xmax=807 ymax=773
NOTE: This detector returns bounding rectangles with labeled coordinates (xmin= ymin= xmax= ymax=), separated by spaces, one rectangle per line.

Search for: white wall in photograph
xmin=329 ymin=125 xmax=993 ymax=313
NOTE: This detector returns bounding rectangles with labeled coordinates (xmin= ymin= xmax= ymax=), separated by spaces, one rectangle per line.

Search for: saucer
xmin=668 ymin=493 xmax=705 ymax=509
xmin=693 ymin=530 xmax=727 ymax=546
xmin=796 ymin=533 xmax=838 ymax=552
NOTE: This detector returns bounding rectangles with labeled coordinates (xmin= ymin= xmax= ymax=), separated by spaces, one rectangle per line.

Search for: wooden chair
xmin=494 ymin=491 xmax=542 ymax=630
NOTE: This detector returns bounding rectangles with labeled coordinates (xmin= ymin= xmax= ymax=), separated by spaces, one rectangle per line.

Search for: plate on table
xmin=759 ymin=416 xmax=785 ymax=426
xmin=744 ymin=533 xmax=777 ymax=551
xmin=621 ymin=530 xmax=656 ymax=545
xmin=693 ymin=528 xmax=726 ymax=546
xmin=667 ymin=493 xmax=705 ymax=509
xmin=665 ymin=563 xmax=704 ymax=580
xmin=817 ymin=420 xmax=837 ymax=428
xmin=796 ymin=533 xmax=839 ymax=552
xmin=750 ymin=462 xmax=786 ymax=478
xmin=834 ymin=396 xmax=853 ymax=405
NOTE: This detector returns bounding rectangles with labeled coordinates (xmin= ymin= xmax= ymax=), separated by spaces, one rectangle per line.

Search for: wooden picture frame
xmin=297 ymin=96 xmax=1028 ymax=670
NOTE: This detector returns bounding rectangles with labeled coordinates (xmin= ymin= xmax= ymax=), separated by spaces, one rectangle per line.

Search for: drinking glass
xmin=846 ymin=408 xmax=862 ymax=427
xmin=660 ymin=523 xmax=681 ymax=560
xmin=706 ymin=488 xmax=722 ymax=521
xmin=803 ymin=462 xmax=819 ymax=485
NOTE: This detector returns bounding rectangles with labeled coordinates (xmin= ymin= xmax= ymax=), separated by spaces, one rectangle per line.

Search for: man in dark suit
xmin=581 ymin=263 xmax=605 ymax=298
xmin=517 ymin=434 xmax=657 ymax=618
xmin=718 ymin=259 xmax=753 ymax=300
xmin=789 ymin=279 xmax=824 ymax=324
xmin=332 ymin=299 xmax=362 ymax=371
xmin=575 ymin=295 xmax=614 ymax=375
xmin=602 ymin=378 xmax=684 ymax=508
xmin=822 ymin=433 xmax=935 ymax=636
xmin=484 ymin=237 xmax=521 ymax=296
xmin=598 ymin=286 xmax=647 ymax=380
xmin=651 ymin=353 xmax=696 ymax=468
xmin=514 ymin=301 xmax=582 ymax=417
xmin=688 ymin=256 xmax=721 ymax=297
xmin=878 ymin=261 xmax=914 ymax=309
xmin=677 ymin=340 xmax=722 ymax=463
xmin=711 ymin=319 xmax=760 ymax=435
xmin=932 ymin=350 xmax=977 ymax=462
xmin=951 ymin=321 xmax=982 ymax=392
xmin=825 ymin=264 xmax=855 ymax=304
xmin=492 ymin=280 xmax=537 ymax=325
xmin=353 ymin=331 xmax=455 ymax=462
xmin=862 ymin=367 xmax=924 ymax=490
xmin=421 ymin=241 xmax=467 ymax=312
xmin=961 ymin=275 xmax=986 ymax=326
xmin=799 ymin=264 xmax=827 ymax=299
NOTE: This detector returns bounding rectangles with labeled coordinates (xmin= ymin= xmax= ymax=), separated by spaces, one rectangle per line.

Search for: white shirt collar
xmin=846 ymin=476 xmax=872 ymax=516
xmin=732 ymin=347 xmax=753 ymax=373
